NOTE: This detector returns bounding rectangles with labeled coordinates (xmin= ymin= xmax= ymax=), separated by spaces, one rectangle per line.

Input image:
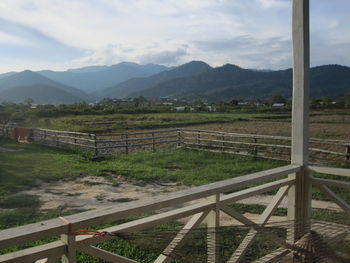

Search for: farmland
xmin=0 ymin=109 xmax=349 ymax=262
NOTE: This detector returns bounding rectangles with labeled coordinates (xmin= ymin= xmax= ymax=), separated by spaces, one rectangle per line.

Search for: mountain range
xmin=0 ymin=61 xmax=349 ymax=104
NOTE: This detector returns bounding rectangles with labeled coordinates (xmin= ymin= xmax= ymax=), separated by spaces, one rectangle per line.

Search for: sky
xmin=0 ymin=0 xmax=349 ymax=73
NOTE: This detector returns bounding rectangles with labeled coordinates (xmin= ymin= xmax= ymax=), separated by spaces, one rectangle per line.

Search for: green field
xmin=1 ymin=138 xmax=349 ymax=262
xmin=21 ymin=112 xmax=290 ymax=133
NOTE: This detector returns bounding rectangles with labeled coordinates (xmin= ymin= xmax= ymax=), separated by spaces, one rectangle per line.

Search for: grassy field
xmin=1 ymin=137 xmax=349 ymax=262
xmin=21 ymin=112 xmax=290 ymax=133
xmin=1 ymin=109 xmax=349 ymax=262
xmin=0 ymin=138 xmax=285 ymax=228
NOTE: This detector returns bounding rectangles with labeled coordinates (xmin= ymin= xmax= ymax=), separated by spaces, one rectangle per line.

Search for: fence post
xmin=56 ymin=132 xmax=59 ymax=147
xmin=346 ymin=144 xmax=350 ymax=161
xmin=152 ymin=132 xmax=155 ymax=152
xmin=125 ymin=134 xmax=129 ymax=154
xmin=253 ymin=138 xmax=258 ymax=159
xmin=177 ymin=129 xmax=181 ymax=147
xmin=61 ymin=234 xmax=77 ymax=263
xmin=43 ymin=130 xmax=47 ymax=143
xmin=222 ymin=135 xmax=225 ymax=152
xmin=207 ymin=193 xmax=220 ymax=263
xmin=93 ymin=134 xmax=98 ymax=156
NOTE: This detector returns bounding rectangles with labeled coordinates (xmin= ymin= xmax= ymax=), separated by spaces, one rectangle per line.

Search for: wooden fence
xmin=95 ymin=129 xmax=179 ymax=155
xmin=178 ymin=128 xmax=350 ymax=163
xmin=1 ymin=125 xmax=349 ymax=163
xmin=0 ymin=164 xmax=349 ymax=262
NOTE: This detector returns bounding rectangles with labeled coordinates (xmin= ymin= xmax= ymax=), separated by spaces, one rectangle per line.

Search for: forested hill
xmin=128 ymin=64 xmax=350 ymax=101
xmin=95 ymin=61 xmax=212 ymax=99
xmin=0 ymin=70 xmax=89 ymax=104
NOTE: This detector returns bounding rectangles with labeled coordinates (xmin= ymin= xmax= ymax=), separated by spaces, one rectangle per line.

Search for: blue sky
xmin=0 ymin=0 xmax=349 ymax=73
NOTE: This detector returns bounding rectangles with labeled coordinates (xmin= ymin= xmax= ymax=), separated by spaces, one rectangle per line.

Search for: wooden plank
xmin=221 ymin=177 xmax=294 ymax=204
xmin=154 ymin=211 xmax=209 ymax=263
xmin=207 ymin=194 xmax=220 ymax=263
xmin=318 ymin=185 xmax=350 ymax=215
xmin=97 ymin=135 xmax=177 ymax=143
xmin=0 ymin=165 xmax=300 ymax=250
xmin=312 ymin=177 xmax=350 ymax=189
xmin=308 ymin=165 xmax=350 ymax=178
xmin=77 ymin=244 xmax=138 ymax=263
xmin=0 ymin=218 xmax=68 ymax=250
xmin=183 ymin=146 xmax=289 ymax=162
xmin=0 ymin=241 xmax=65 ymax=263
xmin=309 ymin=147 xmax=347 ymax=156
xmin=218 ymin=204 xmax=288 ymax=248
xmin=99 ymin=129 xmax=176 ymax=137
xmin=291 ymin=0 xmax=310 ymax=166
xmin=183 ymin=137 xmax=291 ymax=149
xmin=66 ymin=164 xmax=299 ymax=230
xmin=98 ymin=140 xmax=178 ymax=149
xmin=288 ymin=0 xmax=311 ymax=243
xmin=179 ymin=129 xmax=290 ymax=141
xmin=77 ymin=201 xmax=215 ymax=246
xmin=228 ymin=186 xmax=290 ymax=263
xmin=61 ymin=234 xmax=76 ymax=263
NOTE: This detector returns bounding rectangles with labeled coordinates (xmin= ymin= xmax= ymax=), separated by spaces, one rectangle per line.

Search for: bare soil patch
xmin=189 ymin=120 xmax=350 ymax=140
xmin=21 ymin=174 xmax=189 ymax=211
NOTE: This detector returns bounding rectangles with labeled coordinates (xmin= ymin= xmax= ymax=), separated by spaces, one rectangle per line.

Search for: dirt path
xmin=21 ymin=174 xmax=341 ymax=215
xmin=21 ymin=175 xmax=189 ymax=211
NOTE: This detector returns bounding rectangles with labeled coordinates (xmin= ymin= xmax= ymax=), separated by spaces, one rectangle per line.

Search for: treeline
xmin=0 ymin=93 xmax=348 ymax=124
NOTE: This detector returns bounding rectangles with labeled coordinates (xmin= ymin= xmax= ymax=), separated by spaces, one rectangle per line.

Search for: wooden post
xmin=177 ymin=129 xmax=181 ymax=147
xmin=152 ymin=132 xmax=156 ymax=152
xmin=207 ymin=194 xmax=219 ymax=263
xmin=288 ymin=0 xmax=312 ymax=243
xmin=61 ymin=234 xmax=77 ymax=263
xmin=346 ymin=144 xmax=350 ymax=161
xmin=56 ymin=133 xmax=59 ymax=147
xmin=222 ymin=135 xmax=225 ymax=152
xmin=93 ymin=134 xmax=98 ymax=156
xmin=253 ymin=138 xmax=258 ymax=159
xmin=125 ymin=134 xmax=129 ymax=154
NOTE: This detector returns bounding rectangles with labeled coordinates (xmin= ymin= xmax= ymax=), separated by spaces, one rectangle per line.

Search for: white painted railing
xmin=0 ymin=164 xmax=349 ymax=262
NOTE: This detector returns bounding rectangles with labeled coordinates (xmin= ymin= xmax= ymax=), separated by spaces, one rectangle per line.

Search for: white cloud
xmin=256 ymin=0 xmax=289 ymax=9
xmin=0 ymin=0 xmax=349 ymax=72
xmin=0 ymin=32 xmax=33 ymax=45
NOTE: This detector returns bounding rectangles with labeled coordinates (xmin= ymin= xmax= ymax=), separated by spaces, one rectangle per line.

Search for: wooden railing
xmin=95 ymin=129 xmax=179 ymax=155
xmin=0 ymin=164 xmax=349 ymax=263
xmin=1 ymin=125 xmax=349 ymax=163
xmin=179 ymin=128 xmax=350 ymax=163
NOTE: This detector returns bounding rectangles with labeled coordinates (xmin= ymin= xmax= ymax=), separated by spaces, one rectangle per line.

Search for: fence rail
xmin=178 ymin=128 xmax=350 ymax=163
xmin=1 ymin=125 xmax=349 ymax=163
xmin=0 ymin=164 xmax=349 ymax=263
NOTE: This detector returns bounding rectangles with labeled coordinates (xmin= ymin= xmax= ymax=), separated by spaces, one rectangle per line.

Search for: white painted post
xmin=207 ymin=194 xmax=220 ymax=263
xmin=61 ymin=234 xmax=77 ymax=263
xmin=288 ymin=0 xmax=312 ymax=243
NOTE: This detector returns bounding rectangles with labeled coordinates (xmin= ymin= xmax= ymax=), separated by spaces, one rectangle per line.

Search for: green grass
xmin=23 ymin=112 xmax=290 ymax=133
xmin=0 ymin=138 xmax=285 ymax=198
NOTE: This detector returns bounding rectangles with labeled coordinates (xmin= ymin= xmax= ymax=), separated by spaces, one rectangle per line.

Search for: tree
xmin=270 ymin=94 xmax=286 ymax=105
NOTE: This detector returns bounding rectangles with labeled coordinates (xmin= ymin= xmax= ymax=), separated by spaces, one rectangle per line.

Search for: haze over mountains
xmin=0 ymin=61 xmax=349 ymax=104
xmin=38 ymin=62 xmax=170 ymax=93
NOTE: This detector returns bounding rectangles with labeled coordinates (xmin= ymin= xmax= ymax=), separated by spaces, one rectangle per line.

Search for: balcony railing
xmin=0 ymin=164 xmax=348 ymax=263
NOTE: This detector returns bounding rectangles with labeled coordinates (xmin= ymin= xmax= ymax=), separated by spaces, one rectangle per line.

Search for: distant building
xmin=207 ymin=105 xmax=216 ymax=112
xmin=174 ymin=106 xmax=185 ymax=111
xmin=272 ymin=103 xmax=285 ymax=107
